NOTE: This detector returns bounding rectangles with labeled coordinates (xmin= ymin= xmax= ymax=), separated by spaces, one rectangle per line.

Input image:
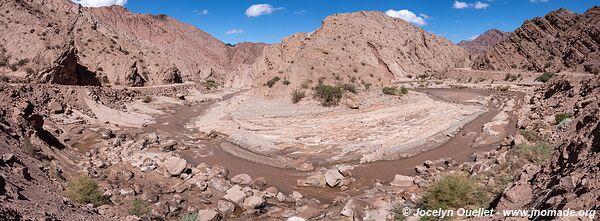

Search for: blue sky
xmin=80 ymin=0 xmax=598 ymax=44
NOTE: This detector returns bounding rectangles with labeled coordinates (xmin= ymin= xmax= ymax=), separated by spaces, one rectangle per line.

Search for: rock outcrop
xmin=473 ymin=7 xmax=600 ymax=73
xmin=457 ymin=29 xmax=508 ymax=56
xmin=38 ymin=46 xmax=100 ymax=86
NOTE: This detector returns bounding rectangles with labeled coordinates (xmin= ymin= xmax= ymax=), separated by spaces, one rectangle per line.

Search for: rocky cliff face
xmin=473 ymin=7 xmax=600 ymax=73
xmin=457 ymin=29 xmax=508 ymax=56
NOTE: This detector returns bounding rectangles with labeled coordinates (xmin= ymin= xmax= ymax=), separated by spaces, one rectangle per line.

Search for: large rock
xmin=230 ymin=174 xmax=252 ymax=185
xmin=208 ymin=178 xmax=232 ymax=193
xmin=217 ymin=200 xmax=235 ymax=214
xmin=163 ymin=156 xmax=187 ymax=176
xmin=390 ymin=175 xmax=415 ymax=187
xmin=197 ymin=209 xmax=219 ymax=221
xmin=222 ymin=186 xmax=246 ymax=205
xmin=324 ymin=169 xmax=344 ymax=187
xmin=242 ymin=196 xmax=264 ymax=210
xmin=38 ymin=46 xmax=100 ymax=86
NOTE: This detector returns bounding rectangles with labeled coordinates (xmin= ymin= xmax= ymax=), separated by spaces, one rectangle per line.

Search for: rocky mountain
xmin=1 ymin=1 xmax=470 ymax=89
xmin=457 ymin=29 xmax=508 ymax=56
xmin=473 ymin=7 xmax=600 ymax=74
xmin=0 ymin=0 xmax=263 ymax=87
xmin=245 ymin=11 xmax=470 ymax=92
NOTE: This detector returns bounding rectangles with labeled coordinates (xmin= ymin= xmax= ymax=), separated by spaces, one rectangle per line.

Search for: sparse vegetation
xmin=291 ymin=89 xmax=306 ymax=104
xmin=202 ymin=80 xmax=219 ymax=90
xmin=141 ymin=95 xmax=152 ymax=103
xmin=519 ymin=129 xmax=542 ymax=143
xmin=421 ymin=174 xmax=488 ymax=211
xmin=179 ymin=213 xmax=198 ymax=221
xmin=554 ymin=112 xmax=572 ymax=125
xmin=504 ymin=73 xmax=519 ymax=82
xmin=515 ymin=141 xmax=552 ymax=164
xmin=65 ymin=176 xmax=106 ymax=206
xmin=300 ymin=79 xmax=312 ymax=89
xmin=266 ymin=76 xmax=281 ymax=88
xmin=340 ymin=83 xmax=357 ymax=94
xmin=382 ymin=86 xmax=408 ymax=95
xmin=313 ymin=84 xmax=344 ymax=106
xmin=535 ymin=72 xmax=554 ymax=83
xmin=282 ymin=79 xmax=291 ymax=85
xmin=127 ymin=198 xmax=150 ymax=217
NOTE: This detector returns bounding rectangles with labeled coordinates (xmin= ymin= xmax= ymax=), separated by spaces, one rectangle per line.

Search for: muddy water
xmin=156 ymin=89 xmax=518 ymax=201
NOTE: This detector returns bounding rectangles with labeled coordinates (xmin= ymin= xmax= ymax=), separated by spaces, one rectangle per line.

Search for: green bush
xmin=202 ymin=80 xmax=219 ymax=89
xmin=399 ymin=86 xmax=408 ymax=95
xmin=65 ymin=176 xmax=106 ymax=206
xmin=179 ymin=213 xmax=198 ymax=221
xmin=313 ymin=84 xmax=344 ymax=106
xmin=340 ymin=83 xmax=357 ymax=94
xmin=266 ymin=76 xmax=281 ymax=88
xmin=535 ymin=72 xmax=554 ymax=83
xmin=382 ymin=86 xmax=400 ymax=95
xmin=291 ymin=89 xmax=306 ymax=104
xmin=128 ymin=198 xmax=150 ymax=217
xmin=515 ymin=141 xmax=552 ymax=164
xmin=141 ymin=95 xmax=152 ymax=103
xmin=554 ymin=113 xmax=572 ymax=125
xmin=421 ymin=174 xmax=487 ymax=211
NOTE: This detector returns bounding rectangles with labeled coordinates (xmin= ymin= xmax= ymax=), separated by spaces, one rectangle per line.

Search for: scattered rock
xmin=242 ymin=196 xmax=264 ymax=210
xmin=324 ymin=169 xmax=344 ymax=187
xmin=390 ymin=175 xmax=415 ymax=187
xmin=231 ymin=174 xmax=252 ymax=185
xmin=217 ymin=200 xmax=235 ymax=214
xmin=163 ymin=156 xmax=187 ymax=176
xmin=197 ymin=209 xmax=219 ymax=221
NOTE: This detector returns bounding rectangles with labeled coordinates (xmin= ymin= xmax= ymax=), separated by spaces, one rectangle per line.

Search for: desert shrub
xmin=282 ymin=79 xmax=291 ymax=85
xmin=390 ymin=203 xmax=407 ymax=221
xmin=266 ymin=76 xmax=281 ymax=88
xmin=202 ymin=80 xmax=218 ymax=89
xmin=519 ymin=129 xmax=542 ymax=143
xmin=504 ymin=73 xmax=519 ymax=82
xmin=291 ymin=89 xmax=306 ymax=104
xmin=65 ymin=176 xmax=106 ymax=206
xmin=16 ymin=58 xmax=29 ymax=67
xmin=300 ymin=79 xmax=312 ymax=89
xmin=554 ymin=113 xmax=572 ymax=125
xmin=515 ymin=141 xmax=552 ymax=164
xmin=399 ymin=86 xmax=408 ymax=95
xmin=535 ymin=72 xmax=554 ymax=83
xmin=421 ymin=174 xmax=487 ymax=211
xmin=141 ymin=95 xmax=152 ymax=103
xmin=127 ymin=198 xmax=150 ymax=217
xmin=179 ymin=213 xmax=198 ymax=221
xmin=313 ymin=84 xmax=343 ymax=106
xmin=340 ymin=83 xmax=357 ymax=94
xmin=382 ymin=86 xmax=400 ymax=95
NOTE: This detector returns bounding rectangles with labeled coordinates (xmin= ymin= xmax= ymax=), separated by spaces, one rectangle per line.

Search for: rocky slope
xmin=473 ymin=7 xmax=600 ymax=73
xmin=457 ymin=29 xmax=508 ymax=57
xmin=0 ymin=0 xmax=263 ymax=87
xmin=246 ymin=11 xmax=469 ymax=94
xmin=494 ymin=75 xmax=599 ymax=215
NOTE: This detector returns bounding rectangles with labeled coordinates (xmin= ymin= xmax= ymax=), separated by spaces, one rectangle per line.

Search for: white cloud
xmin=419 ymin=13 xmax=430 ymax=19
xmin=385 ymin=9 xmax=427 ymax=26
xmin=454 ymin=1 xmax=491 ymax=10
xmin=71 ymin=0 xmax=127 ymax=7
xmin=194 ymin=9 xmax=209 ymax=16
xmin=453 ymin=1 xmax=469 ymax=9
xmin=530 ymin=0 xmax=549 ymax=2
xmin=245 ymin=4 xmax=283 ymax=17
xmin=474 ymin=1 xmax=490 ymax=9
xmin=225 ymin=29 xmax=244 ymax=35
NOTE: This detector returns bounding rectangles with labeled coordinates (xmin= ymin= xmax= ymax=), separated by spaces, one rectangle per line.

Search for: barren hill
xmin=246 ymin=11 xmax=470 ymax=92
xmin=473 ymin=7 xmax=600 ymax=74
xmin=0 ymin=0 xmax=263 ymax=86
xmin=457 ymin=29 xmax=508 ymax=56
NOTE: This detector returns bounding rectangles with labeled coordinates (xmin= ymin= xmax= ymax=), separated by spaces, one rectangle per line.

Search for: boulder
xmin=390 ymin=175 xmax=415 ymax=187
xmin=264 ymin=187 xmax=278 ymax=198
xmin=197 ymin=209 xmax=219 ymax=221
xmin=208 ymin=178 xmax=232 ymax=193
xmin=298 ymin=173 xmax=326 ymax=187
xmin=217 ymin=200 xmax=235 ymax=214
xmin=163 ymin=156 xmax=187 ymax=176
xmin=242 ymin=196 xmax=265 ymax=210
xmin=223 ymin=186 xmax=246 ymax=205
xmin=324 ymin=169 xmax=344 ymax=187
xmin=415 ymin=166 xmax=427 ymax=174
xmin=231 ymin=174 xmax=252 ymax=185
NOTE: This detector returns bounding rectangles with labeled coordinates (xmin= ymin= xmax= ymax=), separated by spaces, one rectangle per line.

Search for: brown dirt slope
xmin=0 ymin=0 xmax=264 ymax=86
xmin=457 ymin=29 xmax=508 ymax=56
xmin=473 ymin=7 xmax=600 ymax=74
xmin=246 ymin=11 xmax=470 ymax=94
